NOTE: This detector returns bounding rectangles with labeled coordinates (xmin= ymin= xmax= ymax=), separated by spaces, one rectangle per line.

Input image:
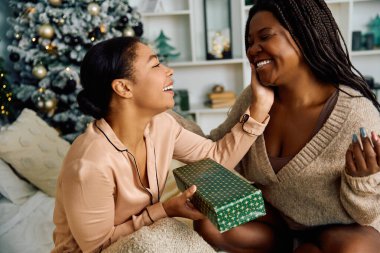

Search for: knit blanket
xmin=102 ymin=218 xmax=216 ymax=253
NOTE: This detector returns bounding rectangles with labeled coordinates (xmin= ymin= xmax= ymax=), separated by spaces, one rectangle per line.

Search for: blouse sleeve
xmin=61 ymin=160 xmax=167 ymax=253
xmin=172 ymin=107 xmax=269 ymax=170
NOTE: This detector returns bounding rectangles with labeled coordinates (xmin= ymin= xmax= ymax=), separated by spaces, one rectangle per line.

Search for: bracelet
xmin=145 ymin=208 xmax=154 ymax=223
xmin=240 ymin=114 xmax=250 ymax=124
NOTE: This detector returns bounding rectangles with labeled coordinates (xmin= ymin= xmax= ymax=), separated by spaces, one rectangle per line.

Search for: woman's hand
xmin=345 ymin=128 xmax=380 ymax=177
xmin=249 ymin=64 xmax=274 ymax=123
xmin=162 ymin=185 xmax=205 ymax=220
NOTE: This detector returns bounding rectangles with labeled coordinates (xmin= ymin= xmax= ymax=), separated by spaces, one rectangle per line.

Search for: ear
xmin=111 ymin=79 xmax=133 ymax=98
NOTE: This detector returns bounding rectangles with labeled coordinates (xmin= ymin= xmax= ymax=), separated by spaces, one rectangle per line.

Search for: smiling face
xmin=130 ymin=43 xmax=175 ymax=113
xmin=246 ymin=11 xmax=306 ymax=86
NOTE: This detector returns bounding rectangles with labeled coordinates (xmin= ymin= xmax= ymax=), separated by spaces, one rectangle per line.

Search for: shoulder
xmin=60 ymin=123 xmax=115 ymax=181
xmin=338 ymin=86 xmax=380 ymax=130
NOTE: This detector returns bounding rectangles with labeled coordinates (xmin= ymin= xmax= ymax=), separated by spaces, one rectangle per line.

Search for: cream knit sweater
xmin=172 ymin=85 xmax=380 ymax=232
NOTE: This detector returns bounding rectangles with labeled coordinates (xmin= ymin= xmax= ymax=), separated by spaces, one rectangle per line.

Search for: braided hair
xmin=245 ymin=0 xmax=380 ymax=111
xmin=78 ymin=37 xmax=140 ymax=119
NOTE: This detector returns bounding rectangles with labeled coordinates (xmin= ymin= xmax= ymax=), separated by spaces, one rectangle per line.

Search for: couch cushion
xmin=0 ymin=159 xmax=36 ymax=204
xmin=0 ymin=109 xmax=70 ymax=197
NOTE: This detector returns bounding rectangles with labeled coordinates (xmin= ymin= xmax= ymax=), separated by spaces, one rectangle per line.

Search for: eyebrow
xmin=248 ymin=27 xmax=273 ymax=40
xmin=147 ymin=54 xmax=158 ymax=63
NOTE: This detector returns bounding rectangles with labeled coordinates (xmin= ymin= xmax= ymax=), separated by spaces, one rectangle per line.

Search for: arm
xmin=61 ymin=160 xmax=167 ymax=252
xmin=341 ymin=130 xmax=380 ymax=225
xmin=173 ymin=63 xmax=273 ymax=169
xmin=172 ymin=108 xmax=269 ymax=170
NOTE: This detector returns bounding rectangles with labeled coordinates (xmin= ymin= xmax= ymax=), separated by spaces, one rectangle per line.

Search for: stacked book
xmin=206 ymin=91 xmax=236 ymax=109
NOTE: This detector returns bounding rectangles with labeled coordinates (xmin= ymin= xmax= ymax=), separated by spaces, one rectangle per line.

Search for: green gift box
xmin=173 ymin=159 xmax=266 ymax=232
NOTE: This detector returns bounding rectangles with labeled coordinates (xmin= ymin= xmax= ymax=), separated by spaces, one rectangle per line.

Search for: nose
xmin=165 ymin=65 xmax=174 ymax=76
xmin=247 ymin=43 xmax=262 ymax=61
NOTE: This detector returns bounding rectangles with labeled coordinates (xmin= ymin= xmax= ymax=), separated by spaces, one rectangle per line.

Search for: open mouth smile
xmin=255 ymin=59 xmax=273 ymax=69
xmin=163 ymin=84 xmax=173 ymax=91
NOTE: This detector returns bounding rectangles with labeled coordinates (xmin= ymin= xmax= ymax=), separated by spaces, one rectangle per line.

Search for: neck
xmin=276 ymin=72 xmax=336 ymax=109
xmin=105 ymin=107 xmax=152 ymax=152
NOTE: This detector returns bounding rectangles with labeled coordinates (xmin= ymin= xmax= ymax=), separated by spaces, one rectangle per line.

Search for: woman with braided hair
xmin=172 ymin=0 xmax=380 ymax=252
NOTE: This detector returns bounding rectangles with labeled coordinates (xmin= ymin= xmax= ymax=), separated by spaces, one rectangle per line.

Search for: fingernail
xmin=372 ymin=131 xmax=379 ymax=141
xmin=360 ymin=127 xmax=367 ymax=138
xmin=352 ymin=134 xmax=358 ymax=143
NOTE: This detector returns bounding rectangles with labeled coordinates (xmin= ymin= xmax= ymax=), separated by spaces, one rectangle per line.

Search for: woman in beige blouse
xmin=51 ymin=36 xmax=274 ymax=253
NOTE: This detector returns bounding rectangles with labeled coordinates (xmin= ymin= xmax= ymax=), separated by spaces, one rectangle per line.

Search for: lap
xmin=294 ymin=223 xmax=380 ymax=253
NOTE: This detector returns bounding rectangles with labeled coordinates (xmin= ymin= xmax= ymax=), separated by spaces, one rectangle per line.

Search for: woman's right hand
xmin=249 ymin=63 xmax=274 ymax=123
xmin=162 ymin=185 xmax=205 ymax=220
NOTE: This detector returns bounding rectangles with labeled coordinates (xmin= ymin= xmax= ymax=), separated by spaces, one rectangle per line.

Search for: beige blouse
xmin=52 ymin=110 xmax=268 ymax=253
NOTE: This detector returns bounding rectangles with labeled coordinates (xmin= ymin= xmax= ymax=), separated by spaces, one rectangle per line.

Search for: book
xmin=208 ymin=91 xmax=236 ymax=100
xmin=206 ymin=98 xmax=236 ymax=109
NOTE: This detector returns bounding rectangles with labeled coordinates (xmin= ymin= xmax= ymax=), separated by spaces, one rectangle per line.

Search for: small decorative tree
xmin=154 ymin=30 xmax=180 ymax=63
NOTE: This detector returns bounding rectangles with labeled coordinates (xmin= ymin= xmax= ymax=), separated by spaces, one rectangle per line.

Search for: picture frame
xmin=204 ymin=0 xmax=232 ymax=60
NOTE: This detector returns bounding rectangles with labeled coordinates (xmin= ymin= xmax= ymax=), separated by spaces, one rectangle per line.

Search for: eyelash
xmin=153 ymin=63 xmax=160 ymax=68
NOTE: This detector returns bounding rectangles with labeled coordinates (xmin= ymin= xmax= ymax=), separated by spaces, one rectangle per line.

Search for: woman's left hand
xmin=345 ymin=129 xmax=380 ymax=177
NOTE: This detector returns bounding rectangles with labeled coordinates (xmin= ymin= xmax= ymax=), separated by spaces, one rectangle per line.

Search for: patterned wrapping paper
xmin=173 ymin=159 xmax=266 ymax=232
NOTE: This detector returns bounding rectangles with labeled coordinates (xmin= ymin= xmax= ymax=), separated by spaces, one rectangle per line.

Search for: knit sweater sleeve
xmin=208 ymin=86 xmax=253 ymax=141
xmin=341 ymin=171 xmax=380 ymax=225
xmin=340 ymin=97 xmax=380 ymax=226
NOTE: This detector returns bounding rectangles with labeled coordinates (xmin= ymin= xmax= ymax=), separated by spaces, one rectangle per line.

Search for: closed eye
xmin=260 ymin=33 xmax=273 ymax=41
xmin=153 ymin=63 xmax=161 ymax=68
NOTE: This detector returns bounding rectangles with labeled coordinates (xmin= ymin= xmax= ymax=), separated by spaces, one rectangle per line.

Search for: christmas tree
xmin=0 ymin=56 xmax=14 ymax=125
xmin=154 ymin=30 xmax=180 ymax=63
xmin=6 ymin=0 xmax=143 ymax=142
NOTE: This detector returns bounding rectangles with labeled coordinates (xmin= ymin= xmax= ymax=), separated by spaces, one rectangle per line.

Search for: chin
xmin=262 ymin=82 xmax=277 ymax=87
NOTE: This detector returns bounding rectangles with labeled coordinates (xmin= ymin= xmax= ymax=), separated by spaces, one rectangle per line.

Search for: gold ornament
xmin=44 ymin=97 xmax=58 ymax=110
xmin=45 ymin=43 xmax=58 ymax=55
xmin=48 ymin=0 xmax=62 ymax=6
xmin=38 ymin=24 xmax=55 ymax=39
xmin=123 ymin=26 xmax=135 ymax=37
xmin=87 ymin=2 xmax=100 ymax=16
xmin=32 ymin=65 xmax=48 ymax=79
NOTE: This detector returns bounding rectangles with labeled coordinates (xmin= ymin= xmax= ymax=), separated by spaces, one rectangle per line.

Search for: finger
xmin=360 ymin=128 xmax=378 ymax=173
xmin=250 ymin=63 xmax=259 ymax=87
xmin=345 ymin=144 xmax=357 ymax=176
xmin=352 ymin=133 xmax=368 ymax=176
xmin=372 ymin=131 xmax=380 ymax=166
xmin=185 ymin=207 xmax=205 ymax=220
xmin=183 ymin=185 xmax=196 ymax=199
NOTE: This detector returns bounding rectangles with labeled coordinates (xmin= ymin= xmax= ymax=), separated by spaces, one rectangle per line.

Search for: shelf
xmin=188 ymin=104 xmax=230 ymax=114
xmin=351 ymin=49 xmax=380 ymax=56
xmin=325 ymin=0 xmax=350 ymax=3
xmin=141 ymin=10 xmax=190 ymax=17
xmin=168 ymin=58 xmax=245 ymax=67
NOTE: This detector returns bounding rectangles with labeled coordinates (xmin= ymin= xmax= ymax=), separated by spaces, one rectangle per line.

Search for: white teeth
xmin=163 ymin=85 xmax=173 ymax=91
xmin=256 ymin=60 xmax=272 ymax=68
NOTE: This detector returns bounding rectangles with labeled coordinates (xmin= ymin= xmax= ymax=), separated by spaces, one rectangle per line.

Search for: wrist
xmin=162 ymin=201 xmax=173 ymax=217
xmin=249 ymin=107 xmax=268 ymax=123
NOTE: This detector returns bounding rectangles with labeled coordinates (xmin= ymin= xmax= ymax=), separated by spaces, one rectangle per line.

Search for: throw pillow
xmin=0 ymin=109 xmax=70 ymax=197
xmin=0 ymin=159 xmax=36 ymax=204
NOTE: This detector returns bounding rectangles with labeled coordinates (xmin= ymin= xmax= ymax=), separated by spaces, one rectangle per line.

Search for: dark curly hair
xmin=77 ymin=37 xmax=140 ymax=119
xmin=245 ymin=0 xmax=380 ymax=111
